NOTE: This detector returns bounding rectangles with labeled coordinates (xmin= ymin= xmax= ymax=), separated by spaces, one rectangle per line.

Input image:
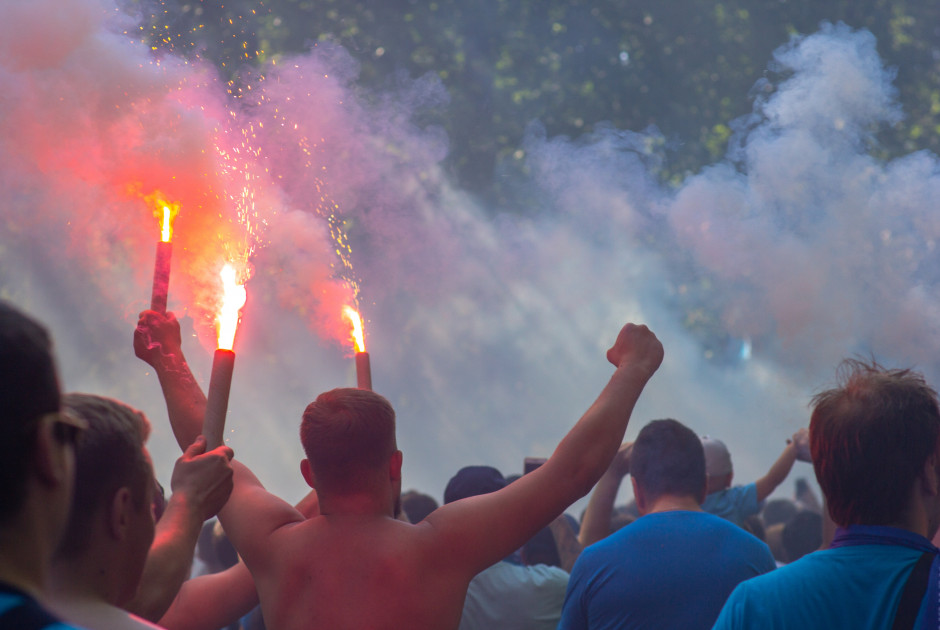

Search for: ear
xmin=631 ymin=477 xmax=647 ymax=515
xmin=33 ymin=415 xmax=70 ymax=486
xmin=109 ymin=487 xmax=134 ymax=541
xmin=300 ymin=459 xmax=316 ymax=489
xmin=921 ymin=456 xmax=940 ymax=498
xmin=389 ymin=450 xmax=403 ymax=482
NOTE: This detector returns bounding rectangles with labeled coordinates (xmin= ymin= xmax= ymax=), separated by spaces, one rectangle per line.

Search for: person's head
xmin=0 ymin=301 xmax=81 ymax=528
xmin=701 ymin=436 xmax=733 ymax=494
xmin=401 ymin=490 xmax=439 ymax=524
xmin=781 ymin=510 xmax=822 ymax=563
xmin=630 ymin=419 xmax=706 ymax=512
xmin=443 ymin=466 xmax=506 ymax=504
xmin=300 ymin=388 xmax=400 ymax=497
xmin=762 ymin=498 xmax=799 ymax=528
xmin=811 ymin=359 xmax=940 ymax=529
xmin=55 ymin=394 xmax=155 ymax=604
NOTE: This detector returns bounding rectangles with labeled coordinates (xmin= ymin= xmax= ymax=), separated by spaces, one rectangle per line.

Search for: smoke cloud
xmin=0 ymin=5 xmax=929 ymax=511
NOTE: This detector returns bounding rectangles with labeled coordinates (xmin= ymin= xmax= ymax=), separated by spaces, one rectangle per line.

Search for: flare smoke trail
xmin=0 ymin=3 xmax=930 ymax=507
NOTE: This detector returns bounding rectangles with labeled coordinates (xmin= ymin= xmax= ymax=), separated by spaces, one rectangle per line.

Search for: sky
xmin=2 ymin=2 xmax=937 ymax=511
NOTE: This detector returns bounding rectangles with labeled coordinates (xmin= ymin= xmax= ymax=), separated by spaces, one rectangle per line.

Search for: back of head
xmin=811 ymin=358 xmax=940 ymax=526
xmin=630 ymin=419 xmax=706 ymax=504
xmin=443 ymin=466 xmax=507 ymax=504
xmin=300 ymin=388 xmax=396 ymax=494
xmin=781 ymin=510 xmax=822 ymax=563
xmin=401 ymin=490 xmax=439 ymax=524
xmin=701 ymin=436 xmax=733 ymax=478
xmin=55 ymin=393 xmax=152 ymax=559
xmin=0 ymin=301 xmax=61 ymax=524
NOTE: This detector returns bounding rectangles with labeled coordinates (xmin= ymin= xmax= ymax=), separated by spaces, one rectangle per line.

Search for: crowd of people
xmin=2 ymin=299 xmax=939 ymax=630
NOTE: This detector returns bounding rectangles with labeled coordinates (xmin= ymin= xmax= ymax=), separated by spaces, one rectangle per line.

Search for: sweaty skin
xmin=135 ymin=311 xmax=663 ymax=630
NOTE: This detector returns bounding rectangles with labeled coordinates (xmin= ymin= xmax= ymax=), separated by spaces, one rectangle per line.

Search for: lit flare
xmin=343 ymin=306 xmax=366 ymax=352
xmin=217 ymin=264 xmax=247 ymax=351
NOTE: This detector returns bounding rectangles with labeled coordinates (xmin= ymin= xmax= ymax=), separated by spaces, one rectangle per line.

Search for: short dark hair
xmin=55 ymin=394 xmax=152 ymax=559
xmin=811 ymin=359 xmax=940 ymax=526
xmin=630 ymin=418 xmax=706 ymax=504
xmin=0 ymin=301 xmax=61 ymax=523
xmin=300 ymin=388 xmax=396 ymax=493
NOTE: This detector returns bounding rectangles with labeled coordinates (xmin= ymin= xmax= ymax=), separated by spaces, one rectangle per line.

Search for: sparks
xmin=217 ymin=264 xmax=247 ymax=350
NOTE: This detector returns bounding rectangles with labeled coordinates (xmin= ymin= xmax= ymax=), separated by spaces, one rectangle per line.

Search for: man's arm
xmin=577 ymin=442 xmax=631 ymax=548
xmin=424 ymin=323 xmax=663 ymax=577
xmin=156 ymin=488 xmax=318 ymax=630
xmin=135 ymin=311 xmax=306 ymax=573
xmin=754 ymin=428 xmax=811 ymax=502
xmin=126 ymin=436 xmax=234 ymax=621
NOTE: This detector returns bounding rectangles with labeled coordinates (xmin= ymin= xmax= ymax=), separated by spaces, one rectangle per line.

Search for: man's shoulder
xmin=0 ymin=585 xmax=82 ymax=630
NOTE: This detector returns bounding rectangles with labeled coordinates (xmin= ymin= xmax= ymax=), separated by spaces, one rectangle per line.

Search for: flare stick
xmin=150 ymin=241 xmax=172 ymax=313
xmin=203 ymin=349 xmax=235 ymax=449
xmin=356 ymin=352 xmax=372 ymax=391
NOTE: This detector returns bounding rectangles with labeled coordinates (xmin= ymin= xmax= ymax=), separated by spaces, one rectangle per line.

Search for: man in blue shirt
xmin=559 ymin=419 xmax=775 ymax=630
xmin=714 ymin=359 xmax=940 ymax=630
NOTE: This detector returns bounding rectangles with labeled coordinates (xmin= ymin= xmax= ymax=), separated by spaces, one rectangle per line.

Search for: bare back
xmin=254 ymin=515 xmax=471 ymax=630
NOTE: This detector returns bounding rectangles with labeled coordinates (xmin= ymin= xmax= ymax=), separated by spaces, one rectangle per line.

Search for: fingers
xmin=183 ymin=434 xmax=208 ymax=458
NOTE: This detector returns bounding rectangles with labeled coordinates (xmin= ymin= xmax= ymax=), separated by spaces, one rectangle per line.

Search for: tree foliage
xmin=137 ymin=0 xmax=940 ymax=201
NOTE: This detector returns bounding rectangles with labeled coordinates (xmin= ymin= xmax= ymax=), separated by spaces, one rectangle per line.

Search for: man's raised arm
xmin=134 ymin=310 xmax=305 ymax=566
xmin=424 ymin=323 xmax=663 ymax=576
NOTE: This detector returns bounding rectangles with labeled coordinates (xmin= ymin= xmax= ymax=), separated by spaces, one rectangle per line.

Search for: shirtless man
xmin=135 ymin=311 xmax=663 ymax=630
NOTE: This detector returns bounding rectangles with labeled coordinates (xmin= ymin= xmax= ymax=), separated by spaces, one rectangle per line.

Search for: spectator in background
xmin=0 ymin=301 xmax=86 ymax=630
xmin=715 ymin=359 xmax=940 ymax=629
xmin=701 ymin=429 xmax=812 ymax=527
xmin=559 ymin=419 xmax=775 ymax=630
xmin=445 ymin=466 xmax=578 ymax=630
xmin=401 ymin=490 xmax=438 ymax=524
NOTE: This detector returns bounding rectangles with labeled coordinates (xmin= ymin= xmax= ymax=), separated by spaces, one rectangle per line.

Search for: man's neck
xmin=643 ymin=494 xmax=703 ymax=515
xmin=49 ymin=550 xmax=122 ymax=608
xmin=318 ymin=490 xmax=396 ymax=518
xmin=0 ymin=499 xmax=58 ymax=598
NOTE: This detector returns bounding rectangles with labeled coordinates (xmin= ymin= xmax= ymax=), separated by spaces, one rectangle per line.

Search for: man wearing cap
xmin=714 ymin=360 xmax=940 ymax=629
xmin=559 ymin=419 xmax=775 ymax=630
xmin=446 ymin=466 xmax=575 ymax=630
xmin=701 ymin=430 xmax=811 ymax=527
xmin=0 ymin=301 xmax=86 ymax=629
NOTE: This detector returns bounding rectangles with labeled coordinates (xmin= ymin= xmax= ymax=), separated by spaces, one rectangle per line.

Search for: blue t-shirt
xmin=559 ymin=510 xmax=775 ymax=630
xmin=701 ymin=483 xmax=761 ymax=527
xmin=0 ymin=583 xmax=81 ymax=630
xmin=713 ymin=543 xmax=928 ymax=630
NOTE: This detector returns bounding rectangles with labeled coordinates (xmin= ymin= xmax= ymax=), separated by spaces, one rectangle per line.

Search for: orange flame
xmin=217 ymin=264 xmax=247 ymax=351
xmin=342 ymin=306 xmax=366 ymax=353
xmin=145 ymin=192 xmax=181 ymax=242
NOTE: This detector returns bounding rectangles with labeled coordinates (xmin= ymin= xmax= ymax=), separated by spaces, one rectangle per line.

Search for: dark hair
xmin=781 ymin=511 xmax=822 ymax=562
xmin=630 ymin=418 xmax=706 ymax=504
xmin=762 ymin=498 xmax=799 ymax=528
xmin=55 ymin=394 xmax=152 ymax=559
xmin=0 ymin=301 xmax=61 ymax=523
xmin=300 ymin=388 xmax=396 ymax=493
xmin=811 ymin=359 xmax=940 ymax=526
xmin=401 ymin=490 xmax=439 ymax=524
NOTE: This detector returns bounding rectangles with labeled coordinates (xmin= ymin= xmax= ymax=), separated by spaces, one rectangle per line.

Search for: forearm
xmin=578 ymin=471 xmax=623 ymax=548
xmin=754 ymin=443 xmax=798 ymax=502
xmin=548 ymin=364 xmax=652 ymax=502
xmin=125 ymin=491 xmax=205 ymax=621
xmin=153 ymin=351 xmax=208 ymax=450
xmin=158 ymin=561 xmax=258 ymax=630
